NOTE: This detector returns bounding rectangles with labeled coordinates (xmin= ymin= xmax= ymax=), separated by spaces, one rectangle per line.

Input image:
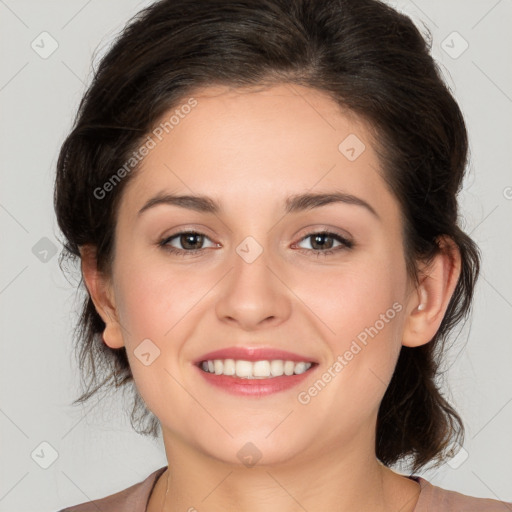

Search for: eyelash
xmin=157 ymin=230 xmax=354 ymax=258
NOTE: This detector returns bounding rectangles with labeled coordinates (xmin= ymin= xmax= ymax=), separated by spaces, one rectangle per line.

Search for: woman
xmin=54 ymin=0 xmax=511 ymax=510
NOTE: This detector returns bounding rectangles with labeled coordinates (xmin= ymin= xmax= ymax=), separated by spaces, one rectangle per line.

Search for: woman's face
xmin=105 ymin=83 xmax=415 ymax=466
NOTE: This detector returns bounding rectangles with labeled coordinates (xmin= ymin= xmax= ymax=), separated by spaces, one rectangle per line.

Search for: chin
xmin=193 ymin=428 xmax=314 ymax=468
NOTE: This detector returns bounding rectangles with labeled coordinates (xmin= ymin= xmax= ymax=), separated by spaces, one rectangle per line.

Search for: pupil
xmin=183 ymin=233 xmax=202 ymax=249
xmin=313 ymin=234 xmax=333 ymax=250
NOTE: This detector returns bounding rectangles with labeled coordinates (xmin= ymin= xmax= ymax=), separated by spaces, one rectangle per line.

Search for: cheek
xmin=293 ymin=252 xmax=404 ymax=350
xmin=294 ymin=253 xmax=406 ymax=419
xmin=111 ymin=255 xmax=218 ymax=400
xmin=114 ymin=255 xmax=210 ymax=343
xmin=112 ymin=258 xmax=210 ymax=421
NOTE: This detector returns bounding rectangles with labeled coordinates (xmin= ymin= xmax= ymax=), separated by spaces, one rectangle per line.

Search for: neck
xmin=151 ymin=431 xmax=420 ymax=512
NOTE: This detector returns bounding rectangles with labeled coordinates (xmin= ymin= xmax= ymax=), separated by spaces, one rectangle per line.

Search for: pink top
xmin=59 ymin=466 xmax=512 ymax=511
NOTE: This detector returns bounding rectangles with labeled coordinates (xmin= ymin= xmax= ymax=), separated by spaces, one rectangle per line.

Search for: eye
xmin=158 ymin=229 xmax=353 ymax=258
xmin=294 ymin=231 xmax=353 ymax=257
xmin=158 ymin=231 xmax=218 ymax=256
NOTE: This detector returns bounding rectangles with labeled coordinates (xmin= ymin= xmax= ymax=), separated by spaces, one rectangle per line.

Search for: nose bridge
xmin=214 ymin=233 xmax=291 ymax=328
xmin=230 ymin=233 xmax=279 ymax=297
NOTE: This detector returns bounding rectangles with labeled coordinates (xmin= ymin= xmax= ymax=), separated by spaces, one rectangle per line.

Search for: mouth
xmin=196 ymin=358 xmax=317 ymax=379
xmin=193 ymin=347 xmax=318 ymax=396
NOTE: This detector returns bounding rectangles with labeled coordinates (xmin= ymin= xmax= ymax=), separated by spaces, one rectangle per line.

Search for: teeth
xmin=223 ymin=359 xmax=236 ymax=375
xmin=252 ymin=360 xmax=270 ymax=377
xmin=283 ymin=360 xmax=295 ymax=375
xmin=200 ymin=359 xmax=313 ymax=378
xmin=214 ymin=360 xmax=223 ymax=375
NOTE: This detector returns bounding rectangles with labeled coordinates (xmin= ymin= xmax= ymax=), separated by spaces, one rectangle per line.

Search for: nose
xmin=215 ymin=241 xmax=292 ymax=331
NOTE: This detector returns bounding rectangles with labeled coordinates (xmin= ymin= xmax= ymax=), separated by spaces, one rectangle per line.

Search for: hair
xmin=54 ymin=0 xmax=480 ymax=473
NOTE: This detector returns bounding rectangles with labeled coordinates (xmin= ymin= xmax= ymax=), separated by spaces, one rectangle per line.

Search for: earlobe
xmin=402 ymin=235 xmax=461 ymax=348
xmin=79 ymin=245 xmax=125 ymax=349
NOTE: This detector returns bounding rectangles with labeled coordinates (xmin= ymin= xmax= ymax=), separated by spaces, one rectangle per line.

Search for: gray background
xmin=0 ymin=0 xmax=511 ymax=510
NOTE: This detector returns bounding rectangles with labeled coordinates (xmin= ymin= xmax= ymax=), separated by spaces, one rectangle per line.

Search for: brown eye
xmin=295 ymin=231 xmax=353 ymax=256
xmin=159 ymin=231 xmax=217 ymax=255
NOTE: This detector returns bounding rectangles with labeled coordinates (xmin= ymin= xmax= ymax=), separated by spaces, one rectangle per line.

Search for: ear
xmin=402 ymin=235 xmax=461 ymax=348
xmin=79 ymin=245 xmax=125 ymax=349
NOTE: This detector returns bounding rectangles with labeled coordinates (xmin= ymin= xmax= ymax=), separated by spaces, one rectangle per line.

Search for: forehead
xmin=120 ymin=83 xmax=397 ymax=221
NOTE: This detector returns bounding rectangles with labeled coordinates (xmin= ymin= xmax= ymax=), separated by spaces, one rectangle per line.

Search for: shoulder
xmin=413 ymin=476 xmax=512 ymax=511
xmin=58 ymin=466 xmax=167 ymax=512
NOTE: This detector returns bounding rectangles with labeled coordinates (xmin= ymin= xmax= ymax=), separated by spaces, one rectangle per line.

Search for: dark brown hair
xmin=54 ymin=0 xmax=480 ymax=473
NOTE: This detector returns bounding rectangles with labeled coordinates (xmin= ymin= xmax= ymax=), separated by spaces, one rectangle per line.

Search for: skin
xmin=81 ymin=83 xmax=461 ymax=512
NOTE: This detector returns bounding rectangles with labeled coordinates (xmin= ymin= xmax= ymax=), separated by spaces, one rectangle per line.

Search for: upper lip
xmin=194 ymin=346 xmax=318 ymax=365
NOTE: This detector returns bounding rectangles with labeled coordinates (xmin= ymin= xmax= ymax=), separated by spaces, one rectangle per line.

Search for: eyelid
xmin=159 ymin=225 xmax=352 ymax=244
xmin=159 ymin=230 xmax=218 ymax=249
xmin=158 ymin=227 xmax=354 ymax=258
xmin=292 ymin=230 xmax=353 ymax=252
xmin=294 ymin=224 xmax=352 ymax=241
xmin=294 ymin=225 xmax=353 ymax=244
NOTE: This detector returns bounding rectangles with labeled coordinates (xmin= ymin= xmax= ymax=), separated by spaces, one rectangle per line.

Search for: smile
xmin=199 ymin=359 xmax=314 ymax=379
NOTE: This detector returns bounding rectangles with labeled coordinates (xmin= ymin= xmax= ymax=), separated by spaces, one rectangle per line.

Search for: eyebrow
xmin=137 ymin=190 xmax=380 ymax=220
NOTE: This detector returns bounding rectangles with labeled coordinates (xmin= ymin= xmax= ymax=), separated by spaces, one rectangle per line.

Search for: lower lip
xmin=195 ymin=364 xmax=317 ymax=396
